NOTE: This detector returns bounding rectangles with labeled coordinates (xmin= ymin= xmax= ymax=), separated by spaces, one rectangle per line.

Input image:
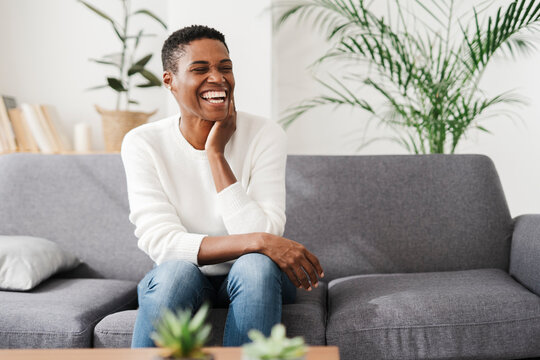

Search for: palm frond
xmin=462 ymin=0 xmax=540 ymax=78
xmin=276 ymin=0 xmax=539 ymax=153
xmin=280 ymin=74 xmax=377 ymax=126
xmin=273 ymin=0 xmax=359 ymax=39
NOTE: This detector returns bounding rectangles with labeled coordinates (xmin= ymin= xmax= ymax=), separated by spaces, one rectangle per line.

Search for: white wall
xmin=0 ymin=0 xmax=272 ymax=150
xmin=0 ymin=0 xmax=168 ymax=151
xmin=272 ymin=0 xmax=540 ymax=217
xmin=164 ymin=0 xmax=272 ymax=119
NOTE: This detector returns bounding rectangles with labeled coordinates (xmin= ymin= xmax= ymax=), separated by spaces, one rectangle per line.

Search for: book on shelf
xmin=0 ymin=100 xmax=72 ymax=155
xmin=32 ymin=104 xmax=63 ymax=153
xmin=40 ymin=105 xmax=71 ymax=151
xmin=20 ymin=103 xmax=65 ymax=154
xmin=8 ymin=108 xmax=39 ymax=152
xmin=0 ymin=95 xmax=18 ymax=153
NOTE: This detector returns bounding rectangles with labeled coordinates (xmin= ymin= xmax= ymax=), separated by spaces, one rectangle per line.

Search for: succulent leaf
xmin=150 ymin=304 xmax=211 ymax=359
xmin=247 ymin=329 xmax=266 ymax=342
xmin=244 ymin=324 xmax=307 ymax=360
xmin=271 ymin=324 xmax=286 ymax=340
xmin=189 ymin=303 xmax=209 ymax=332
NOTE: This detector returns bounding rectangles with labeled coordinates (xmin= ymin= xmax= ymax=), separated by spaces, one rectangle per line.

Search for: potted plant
xmin=275 ymin=0 xmax=540 ymax=153
xmin=242 ymin=324 xmax=307 ymax=360
xmin=79 ymin=0 xmax=167 ymax=151
xmin=151 ymin=303 xmax=213 ymax=360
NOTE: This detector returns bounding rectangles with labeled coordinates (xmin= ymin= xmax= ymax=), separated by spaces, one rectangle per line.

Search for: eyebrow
xmin=189 ymin=59 xmax=232 ymax=66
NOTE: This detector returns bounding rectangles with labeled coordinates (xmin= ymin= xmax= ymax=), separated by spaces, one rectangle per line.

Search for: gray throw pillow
xmin=0 ymin=235 xmax=80 ymax=291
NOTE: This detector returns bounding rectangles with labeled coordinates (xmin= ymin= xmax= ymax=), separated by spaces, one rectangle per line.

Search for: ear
xmin=163 ymin=71 xmax=173 ymax=90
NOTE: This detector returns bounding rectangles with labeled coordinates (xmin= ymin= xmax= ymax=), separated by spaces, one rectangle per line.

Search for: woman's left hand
xmin=205 ymin=94 xmax=236 ymax=154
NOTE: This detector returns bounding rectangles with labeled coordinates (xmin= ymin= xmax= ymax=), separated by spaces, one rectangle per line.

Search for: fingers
xmin=262 ymin=235 xmax=323 ymax=291
xmin=299 ymin=256 xmax=320 ymax=288
xmin=290 ymin=263 xmax=311 ymax=291
xmin=228 ymin=92 xmax=236 ymax=117
xmin=287 ymin=255 xmax=320 ymax=291
xmin=284 ymin=268 xmax=301 ymax=289
xmin=304 ymin=250 xmax=324 ymax=278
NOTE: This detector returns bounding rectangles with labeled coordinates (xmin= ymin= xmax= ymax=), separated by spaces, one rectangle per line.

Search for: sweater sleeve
xmin=121 ymin=132 xmax=207 ymax=266
xmin=216 ymin=122 xmax=287 ymax=236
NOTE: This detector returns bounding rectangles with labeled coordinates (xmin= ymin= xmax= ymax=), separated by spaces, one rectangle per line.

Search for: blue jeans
xmin=131 ymin=253 xmax=296 ymax=347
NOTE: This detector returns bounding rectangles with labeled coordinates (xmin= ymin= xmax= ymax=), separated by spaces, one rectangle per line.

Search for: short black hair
xmin=161 ymin=25 xmax=229 ymax=73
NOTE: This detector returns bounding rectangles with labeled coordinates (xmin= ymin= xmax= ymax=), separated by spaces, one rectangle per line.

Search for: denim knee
xmin=138 ymin=260 xmax=206 ymax=309
xmin=227 ymin=253 xmax=281 ymax=299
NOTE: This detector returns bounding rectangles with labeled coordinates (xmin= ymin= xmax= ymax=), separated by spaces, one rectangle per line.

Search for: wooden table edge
xmin=0 ymin=346 xmax=339 ymax=360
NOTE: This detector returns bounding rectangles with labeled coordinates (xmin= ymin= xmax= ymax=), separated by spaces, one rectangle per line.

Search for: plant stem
xmin=117 ymin=0 xmax=128 ymax=111
xmin=125 ymin=0 xmax=131 ymax=110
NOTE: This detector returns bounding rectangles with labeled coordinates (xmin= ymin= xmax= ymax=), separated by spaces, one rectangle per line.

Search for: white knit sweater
xmin=120 ymin=112 xmax=287 ymax=275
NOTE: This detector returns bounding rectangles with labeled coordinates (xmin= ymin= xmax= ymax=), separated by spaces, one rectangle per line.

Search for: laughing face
xmin=164 ymin=38 xmax=235 ymax=122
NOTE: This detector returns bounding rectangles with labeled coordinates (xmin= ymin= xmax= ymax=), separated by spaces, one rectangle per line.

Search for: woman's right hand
xmin=205 ymin=96 xmax=236 ymax=155
xmin=258 ymin=233 xmax=324 ymax=291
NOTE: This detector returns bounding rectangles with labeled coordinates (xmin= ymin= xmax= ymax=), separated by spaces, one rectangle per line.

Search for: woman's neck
xmin=178 ymin=114 xmax=213 ymax=150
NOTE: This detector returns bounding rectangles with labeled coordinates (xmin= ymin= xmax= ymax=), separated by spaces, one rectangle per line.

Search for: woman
xmin=121 ymin=25 xmax=323 ymax=347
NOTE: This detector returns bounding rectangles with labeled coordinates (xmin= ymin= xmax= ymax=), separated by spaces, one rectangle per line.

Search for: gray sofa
xmin=1 ymin=153 xmax=539 ymax=359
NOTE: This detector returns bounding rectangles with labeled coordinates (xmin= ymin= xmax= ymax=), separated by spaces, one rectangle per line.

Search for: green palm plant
xmin=274 ymin=0 xmax=540 ymax=153
xmin=79 ymin=0 xmax=167 ymax=111
xmin=151 ymin=303 xmax=213 ymax=360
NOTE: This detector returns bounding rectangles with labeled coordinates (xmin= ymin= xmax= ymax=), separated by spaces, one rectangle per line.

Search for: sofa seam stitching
xmin=327 ymin=315 xmax=540 ymax=335
xmin=0 ymin=329 xmax=89 ymax=337
xmin=95 ymin=330 xmax=133 ymax=335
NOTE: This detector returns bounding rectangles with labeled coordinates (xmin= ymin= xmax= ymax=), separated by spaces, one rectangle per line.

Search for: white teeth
xmin=201 ymin=90 xmax=226 ymax=99
xmin=208 ymin=98 xmax=224 ymax=104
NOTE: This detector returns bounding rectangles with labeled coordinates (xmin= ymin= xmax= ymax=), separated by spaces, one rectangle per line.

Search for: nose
xmin=207 ymin=68 xmax=225 ymax=83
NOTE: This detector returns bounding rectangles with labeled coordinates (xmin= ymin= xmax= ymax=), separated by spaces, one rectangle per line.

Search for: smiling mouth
xmin=200 ymin=90 xmax=227 ymax=104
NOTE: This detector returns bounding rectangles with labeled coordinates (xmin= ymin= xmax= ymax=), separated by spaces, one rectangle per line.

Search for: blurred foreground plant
xmin=151 ymin=303 xmax=212 ymax=360
xmin=242 ymin=324 xmax=307 ymax=360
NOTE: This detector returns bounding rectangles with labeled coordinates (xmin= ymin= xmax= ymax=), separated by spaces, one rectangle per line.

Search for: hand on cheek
xmin=205 ymin=94 xmax=236 ymax=154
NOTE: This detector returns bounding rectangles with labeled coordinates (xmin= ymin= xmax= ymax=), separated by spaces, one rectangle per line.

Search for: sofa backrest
xmin=0 ymin=153 xmax=513 ymax=283
xmin=0 ymin=153 xmax=153 ymax=282
xmin=284 ymin=155 xmax=513 ymax=282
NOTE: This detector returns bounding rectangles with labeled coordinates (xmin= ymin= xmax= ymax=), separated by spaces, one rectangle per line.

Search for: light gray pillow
xmin=0 ymin=235 xmax=80 ymax=291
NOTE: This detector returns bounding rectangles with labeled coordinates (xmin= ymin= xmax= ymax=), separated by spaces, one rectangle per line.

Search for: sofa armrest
xmin=509 ymin=214 xmax=540 ymax=296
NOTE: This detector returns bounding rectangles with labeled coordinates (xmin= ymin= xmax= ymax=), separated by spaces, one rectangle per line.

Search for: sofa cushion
xmin=0 ymin=278 xmax=137 ymax=348
xmin=93 ymin=309 xmax=136 ymax=348
xmin=94 ymin=282 xmax=327 ymax=347
xmin=284 ymin=155 xmax=512 ymax=281
xmin=326 ymin=269 xmax=540 ymax=360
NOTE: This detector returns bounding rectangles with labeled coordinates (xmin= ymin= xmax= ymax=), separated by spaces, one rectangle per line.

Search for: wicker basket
xmin=96 ymin=105 xmax=156 ymax=152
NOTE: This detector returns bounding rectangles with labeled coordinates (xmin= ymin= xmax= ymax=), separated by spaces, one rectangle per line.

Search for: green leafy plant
xmin=151 ymin=303 xmax=212 ymax=360
xmin=242 ymin=324 xmax=307 ymax=360
xmin=275 ymin=0 xmax=540 ymax=153
xmin=79 ymin=0 xmax=167 ymax=110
